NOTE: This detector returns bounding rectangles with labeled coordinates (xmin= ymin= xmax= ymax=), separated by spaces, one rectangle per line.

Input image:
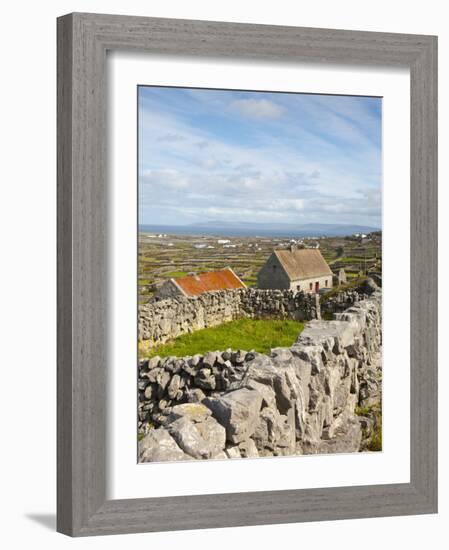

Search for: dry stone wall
xmin=138 ymin=290 xmax=382 ymax=462
xmin=320 ymin=278 xmax=380 ymax=317
xmin=139 ymin=288 xmax=320 ymax=345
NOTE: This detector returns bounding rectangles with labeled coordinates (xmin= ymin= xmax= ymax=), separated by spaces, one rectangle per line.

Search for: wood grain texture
xmin=57 ymin=12 xmax=438 ymax=537
xmin=57 ymin=13 xmax=74 ymax=536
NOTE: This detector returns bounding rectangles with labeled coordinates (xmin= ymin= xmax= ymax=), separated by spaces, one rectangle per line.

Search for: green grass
xmin=143 ymin=318 xmax=306 ymax=358
xmin=138 ymin=278 xmax=154 ymax=285
xmin=339 ymin=256 xmax=372 ymax=262
xmin=345 ymin=272 xmax=361 ymax=279
xmin=242 ymin=276 xmax=258 ymax=288
xmin=162 ymin=270 xmax=189 ymax=278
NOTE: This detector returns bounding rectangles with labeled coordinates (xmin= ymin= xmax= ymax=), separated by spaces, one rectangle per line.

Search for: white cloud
xmin=138 ymin=88 xmax=381 ymax=227
xmin=201 ymin=158 xmax=219 ymax=169
xmin=141 ymin=169 xmax=189 ymax=190
xmin=157 ymin=133 xmax=185 ymax=143
xmin=195 ymin=140 xmax=209 ymax=149
xmin=230 ymin=98 xmax=284 ymax=119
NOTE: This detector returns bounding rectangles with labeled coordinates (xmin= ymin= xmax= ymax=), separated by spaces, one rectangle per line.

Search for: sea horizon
xmin=138 ymin=223 xmax=381 ymax=238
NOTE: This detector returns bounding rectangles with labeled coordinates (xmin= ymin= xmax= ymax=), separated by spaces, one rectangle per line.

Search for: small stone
xmin=233 ymin=350 xmax=247 ymax=365
xmin=167 ymin=374 xmax=181 ymax=399
xmin=185 ymin=388 xmax=206 ymax=403
xmin=225 ymin=446 xmax=241 ymax=459
xmin=164 ymin=359 xmax=181 ymax=374
xmin=215 ymin=354 xmax=226 ymax=366
xmin=202 ymin=351 xmax=218 ymax=368
xmin=157 ymin=370 xmax=171 ymax=391
xmin=222 ymin=349 xmax=232 ymax=361
xmin=146 ymin=367 xmax=163 ymax=384
xmin=148 ymin=356 xmax=161 ymax=370
xmin=195 ymin=368 xmax=216 ymax=390
xmin=190 ymin=354 xmax=202 ymax=367
xmin=138 ymin=379 xmax=148 ymax=391
xmin=144 ymin=384 xmax=154 ymax=399
xmin=175 ymin=389 xmax=184 ymax=401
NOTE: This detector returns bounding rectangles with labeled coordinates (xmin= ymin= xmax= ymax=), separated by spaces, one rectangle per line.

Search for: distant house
xmin=257 ymin=246 xmax=333 ymax=293
xmin=154 ymin=267 xmax=246 ymax=299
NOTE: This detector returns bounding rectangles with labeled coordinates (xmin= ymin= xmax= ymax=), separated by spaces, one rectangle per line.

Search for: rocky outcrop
xmin=139 ymin=288 xmax=320 ymax=345
xmin=138 ymin=290 xmax=382 ymax=461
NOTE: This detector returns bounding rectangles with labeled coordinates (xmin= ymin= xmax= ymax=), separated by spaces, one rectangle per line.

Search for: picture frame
xmin=57 ymin=12 xmax=438 ymax=536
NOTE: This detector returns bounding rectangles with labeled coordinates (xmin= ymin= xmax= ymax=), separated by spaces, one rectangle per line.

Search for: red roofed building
xmin=154 ymin=267 xmax=246 ymax=299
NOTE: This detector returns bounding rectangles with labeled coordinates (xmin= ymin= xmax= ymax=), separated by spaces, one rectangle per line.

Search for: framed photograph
xmin=57 ymin=13 xmax=437 ymax=536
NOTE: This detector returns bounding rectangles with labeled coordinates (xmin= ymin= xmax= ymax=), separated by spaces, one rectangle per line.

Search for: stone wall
xmin=139 ymin=288 xmax=320 ymax=345
xmin=320 ymin=278 xmax=380 ymax=317
xmin=138 ymin=291 xmax=382 ymax=462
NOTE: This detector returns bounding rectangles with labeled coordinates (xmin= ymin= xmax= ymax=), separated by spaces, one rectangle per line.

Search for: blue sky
xmin=138 ymin=86 xmax=382 ymax=228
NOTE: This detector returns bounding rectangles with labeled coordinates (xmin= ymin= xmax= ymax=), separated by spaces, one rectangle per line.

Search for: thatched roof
xmin=173 ymin=267 xmax=246 ymax=297
xmin=274 ymin=248 xmax=332 ymax=281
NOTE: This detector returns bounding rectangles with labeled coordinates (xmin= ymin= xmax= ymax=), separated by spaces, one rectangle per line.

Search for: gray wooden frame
xmin=57 ymin=12 xmax=438 ymax=537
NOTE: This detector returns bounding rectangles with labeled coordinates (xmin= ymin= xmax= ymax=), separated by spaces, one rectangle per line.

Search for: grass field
xmin=143 ymin=318 xmax=306 ymax=358
xmin=162 ymin=270 xmax=189 ymax=278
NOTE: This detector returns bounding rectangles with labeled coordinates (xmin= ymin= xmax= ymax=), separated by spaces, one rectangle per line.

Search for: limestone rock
xmin=185 ymin=388 xmax=207 ymax=403
xmin=156 ymin=370 xmax=171 ymax=391
xmin=139 ymin=428 xmax=188 ymax=462
xmin=303 ymin=415 xmax=362 ymax=454
xmin=225 ymin=446 xmax=242 ymax=459
xmin=245 ymin=379 xmax=277 ymax=409
xmin=167 ymin=402 xmax=212 ymax=423
xmin=194 ymin=416 xmax=226 ymax=457
xmin=167 ymin=374 xmax=181 ymax=399
xmin=202 ymin=351 xmax=218 ymax=368
xmin=204 ymin=388 xmax=263 ymax=444
xmin=195 ymin=368 xmax=216 ymax=390
xmin=252 ymin=406 xmax=295 ymax=454
xmin=212 ymin=451 xmax=228 ymax=460
xmin=239 ymin=438 xmax=259 ymax=458
xmin=167 ymin=417 xmax=212 ymax=459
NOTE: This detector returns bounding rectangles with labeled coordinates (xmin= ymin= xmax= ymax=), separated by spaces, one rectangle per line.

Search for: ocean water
xmin=138 ymin=224 xmax=357 ymax=238
xmin=140 ymin=224 xmax=282 ymax=237
xmin=139 ymin=224 xmax=375 ymax=238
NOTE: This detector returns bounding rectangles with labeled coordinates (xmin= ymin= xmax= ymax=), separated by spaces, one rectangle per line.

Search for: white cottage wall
xmin=290 ymin=274 xmax=333 ymax=293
